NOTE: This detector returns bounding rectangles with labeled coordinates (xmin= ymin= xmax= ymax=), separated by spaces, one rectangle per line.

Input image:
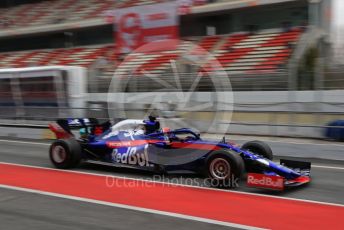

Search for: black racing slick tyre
xmin=205 ymin=150 xmax=244 ymax=188
xmin=49 ymin=139 xmax=82 ymax=169
xmin=242 ymin=140 xmax=273 ymax=160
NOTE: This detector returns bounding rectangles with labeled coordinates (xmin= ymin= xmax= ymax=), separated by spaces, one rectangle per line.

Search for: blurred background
xmin=0 ymin=0 xmax=343 ymax=140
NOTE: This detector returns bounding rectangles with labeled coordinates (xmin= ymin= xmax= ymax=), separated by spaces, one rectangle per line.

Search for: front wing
xmin=247 ymin=159 xmax=311 ymax=190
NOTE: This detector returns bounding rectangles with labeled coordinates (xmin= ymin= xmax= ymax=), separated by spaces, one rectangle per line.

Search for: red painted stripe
xmin=0 ymin=163 xmax=343 ymax=229
xmin=106 ymin=140 xmax=221 ymax=151
xmin=287 ymin=176 xmax=311 ymax=184
xmin=106 ymin=140 xmax=161 ymax=148
xmin=170 ymin=142 xmax=221 ymax=151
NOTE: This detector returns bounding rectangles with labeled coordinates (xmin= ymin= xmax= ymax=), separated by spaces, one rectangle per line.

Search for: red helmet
xmin=162 ymin=127 xmax=171 ymax=133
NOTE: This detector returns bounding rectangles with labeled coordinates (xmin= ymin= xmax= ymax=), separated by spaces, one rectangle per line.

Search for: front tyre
xmin=242 ymin=140 xmax=273 ymax=160
xmin=49 ymin=139 xmax=82 ymax=169
xmin=205 ymin=150 xmax=244 ymax=188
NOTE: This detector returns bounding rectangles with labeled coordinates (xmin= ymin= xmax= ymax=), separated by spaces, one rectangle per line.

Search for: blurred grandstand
xmin=0 ymin=0 xmax=334 ymax=90
xmin=1 ymin=0 xmax=343 ymax=138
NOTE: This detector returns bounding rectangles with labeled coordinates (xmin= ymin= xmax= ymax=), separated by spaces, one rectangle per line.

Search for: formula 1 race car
xmin=48 ymin=118 xmax=311 ymax=190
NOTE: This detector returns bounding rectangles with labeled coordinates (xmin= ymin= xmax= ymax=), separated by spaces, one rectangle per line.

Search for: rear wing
xmin=49 ymin=118 xmax=111 ymax=139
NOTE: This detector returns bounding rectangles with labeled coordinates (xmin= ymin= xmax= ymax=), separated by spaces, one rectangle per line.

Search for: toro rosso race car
xmin=48 ymin=118 xmax=311 ymax=190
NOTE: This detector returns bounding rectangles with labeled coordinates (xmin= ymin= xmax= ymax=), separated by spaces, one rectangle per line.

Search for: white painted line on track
xmin=0 ymin=139 xmax=50 ymax=146
xmin=312 ymin=165 xmax=344 ymax=170
xmin=233 ymin=138 xmax=344 ymax=147
xmin=2 ymin=139 xmax=344 ymax=170
xmin=272 ymin=161 xmax=344 ymax=171
xmin=1 ymin=161 xmax=344 ymax=208
xmin=0 ymin=184 xmax=265 ymax=230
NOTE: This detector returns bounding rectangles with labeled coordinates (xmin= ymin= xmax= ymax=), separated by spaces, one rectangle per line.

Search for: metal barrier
xmin=88 ymin=72 xmax=290 ymax=93
xmin=1 ymin=105 xmax=344 ymax=140
xmin=2 ymin=122 xmax=344 ymax=130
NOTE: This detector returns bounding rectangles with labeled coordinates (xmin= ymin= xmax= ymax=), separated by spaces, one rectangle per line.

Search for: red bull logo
xmin=112 ymin=145 xmax=153 ymax=167
xmin=247 ymin=173 xmax=284 ymax=190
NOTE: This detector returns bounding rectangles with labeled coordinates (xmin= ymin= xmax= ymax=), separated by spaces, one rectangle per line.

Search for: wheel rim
xmin=52 ymin=145 xmax=67 ymax=163
xmin=209 ymin=158 xmax=231 ymax=179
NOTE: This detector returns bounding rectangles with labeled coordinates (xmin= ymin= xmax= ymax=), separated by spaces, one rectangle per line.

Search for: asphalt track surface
xmin=0 ymin=138 xmax=344 ymax=229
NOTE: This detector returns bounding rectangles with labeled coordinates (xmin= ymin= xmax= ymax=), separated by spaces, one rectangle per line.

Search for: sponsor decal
xmin=247 ymin=173 xmax=284 ymax=190
xmin=106 ymin=140 xmax=160 ymax=148
xmin=103 ymin=130 xmax=145 ymax=140
xmin=112 ymin=2 xmax=178 ymax=54
xmin=67 ymin=118 xmax=90 ymax=126
xmin=107 ymin=141 xmax=133 ymax=148
xmin=111 ymin=145 xmax=153 ymax=167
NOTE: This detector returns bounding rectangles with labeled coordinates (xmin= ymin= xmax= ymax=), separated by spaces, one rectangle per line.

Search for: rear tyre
xmin=242 ymin=140 xmax=273 ymax=160
xmin=49 ymin=139 xmax=82 ymax=169
xmin=205 ymin=150 xmax=244 ymax=188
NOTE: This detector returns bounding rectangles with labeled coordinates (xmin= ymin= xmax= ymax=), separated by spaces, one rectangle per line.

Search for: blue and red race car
xmin=48 ymin=118 xmax=311 ymax=190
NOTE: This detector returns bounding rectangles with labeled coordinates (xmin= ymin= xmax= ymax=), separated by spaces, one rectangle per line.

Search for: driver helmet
xmin=144 ymin=116 xmax=160 ymax=134
xmin=162 ymin=127 xmax=171 ymax=133
xmin=162 ymin=127 xmax=171 ymax=141
xmin=149 ymin=115 xmax=157 ymax=122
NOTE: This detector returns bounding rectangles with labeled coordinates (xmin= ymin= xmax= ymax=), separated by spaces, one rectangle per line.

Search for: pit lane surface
xmin=0 ymin=138 xmax=344 ymax=229
xmin=0 ymin=188 xmax=235 ymax=230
